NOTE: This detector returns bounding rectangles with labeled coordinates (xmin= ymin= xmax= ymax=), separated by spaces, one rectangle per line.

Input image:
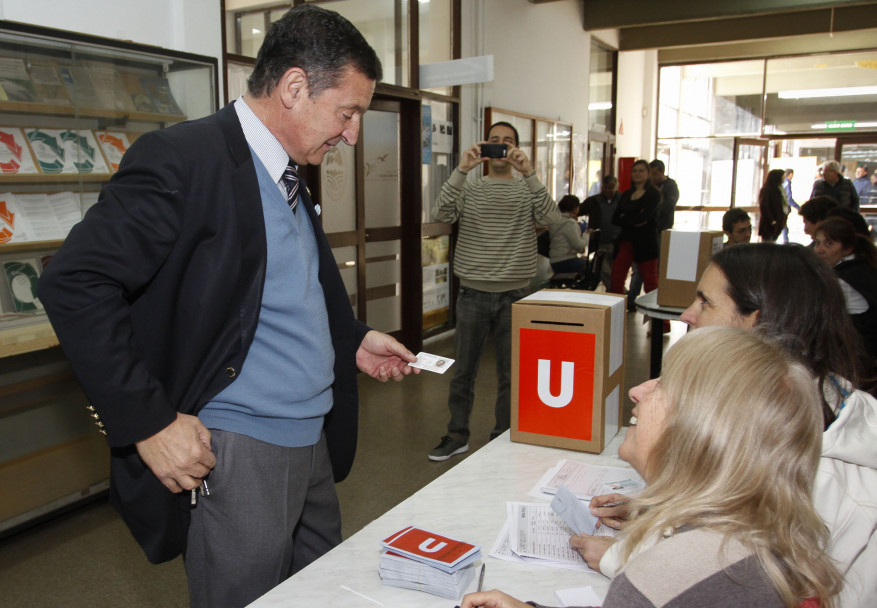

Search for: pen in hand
xmin=455 ymin=563 xmax=486 ymax=608
xmin=597 ymin=499 xmax=631 ymax=508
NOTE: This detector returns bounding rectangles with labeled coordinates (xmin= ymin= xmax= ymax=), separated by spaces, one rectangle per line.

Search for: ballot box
xmin=657 ymin=230 xmax=724 ymax=308
xmin=511 ymin=290 xmax=626 ymax=454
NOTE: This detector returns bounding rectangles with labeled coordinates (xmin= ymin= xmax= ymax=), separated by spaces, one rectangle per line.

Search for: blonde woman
xmin=461 ymin=327 xmax=841 ymax=608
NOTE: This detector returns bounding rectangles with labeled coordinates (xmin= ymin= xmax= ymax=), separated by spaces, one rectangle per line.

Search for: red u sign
xmin=518 ymin=328 xmax=595 ymax=440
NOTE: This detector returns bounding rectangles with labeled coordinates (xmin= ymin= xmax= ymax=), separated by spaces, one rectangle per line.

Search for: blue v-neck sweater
xmin=199 ymin=153 xmax=335 ymax=447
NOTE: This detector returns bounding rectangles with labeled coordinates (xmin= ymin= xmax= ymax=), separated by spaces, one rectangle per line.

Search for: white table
xmin=247 ymin=429 xmax=631 ymax=608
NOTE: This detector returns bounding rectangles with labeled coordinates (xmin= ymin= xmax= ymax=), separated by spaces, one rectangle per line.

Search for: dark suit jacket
xmin=38 ymin=103 xmax=369 ymax=563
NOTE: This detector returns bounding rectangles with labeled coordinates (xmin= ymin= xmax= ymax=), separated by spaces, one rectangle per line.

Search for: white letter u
xmin=537 ymin=359 xmax=574 ymax=408
xmin=418 ymin=538 xmax=447 ymax=553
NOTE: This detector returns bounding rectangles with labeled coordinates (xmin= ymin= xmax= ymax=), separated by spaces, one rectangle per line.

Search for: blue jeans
xmin=627 ymin=265 xmax=643 ymax=308
xmin=446 ymin=286 xmax=530 ymax=442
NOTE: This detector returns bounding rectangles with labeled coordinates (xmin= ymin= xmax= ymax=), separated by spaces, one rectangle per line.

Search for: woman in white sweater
xmin=548 ymin=194 xmax=589 ymax=273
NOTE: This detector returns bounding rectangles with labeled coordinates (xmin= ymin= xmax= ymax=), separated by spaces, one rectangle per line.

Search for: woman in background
xmin=548 ymin=194 xmax=589 ymax=274
xmin=757 ymin=168 xmax=788 ymax=242
xmin=461 ymin=327 xmax=841 ymax=608
xmin=814 ymin=216 xmax=877 ymax=359
xmin=609 ymin=160 xmax=660 ymax=296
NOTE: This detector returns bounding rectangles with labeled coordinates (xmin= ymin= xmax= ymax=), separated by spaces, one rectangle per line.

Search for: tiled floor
xmin=0 ymin=312 xmax=685 ymax=607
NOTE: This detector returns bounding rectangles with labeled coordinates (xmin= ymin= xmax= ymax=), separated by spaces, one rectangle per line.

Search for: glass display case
xmin=0 ymin=20 xmax=217 ymax=536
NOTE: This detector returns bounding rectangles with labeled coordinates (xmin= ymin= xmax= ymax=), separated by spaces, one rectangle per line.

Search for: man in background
xmin=578 ymin=174 xmax=621 ymax=290
xmin=853 ymin=166 xmax=871 ymax=200
xmin=811 ymin=160 xmax=860 ymax=211
xmin=722 ymin=208 xmax=752 ymax=246
xmin=428 ymin=121 xmax=560 ymax=461
xmin=39 ymin=6 xmax=417 ymax=607
xmin=650 ymin=159 xmax=680 ymax=232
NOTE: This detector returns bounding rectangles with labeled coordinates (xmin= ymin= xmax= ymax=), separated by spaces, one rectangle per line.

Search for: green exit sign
xmin=825 ymin=120 xmax=856 ymax=131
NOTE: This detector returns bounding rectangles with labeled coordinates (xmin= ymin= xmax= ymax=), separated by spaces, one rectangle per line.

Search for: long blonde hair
xmin=619 ymin=327 xmax=842 ymax=607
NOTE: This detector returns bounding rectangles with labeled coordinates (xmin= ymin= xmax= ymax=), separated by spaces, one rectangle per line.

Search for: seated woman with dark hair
xmin=548 ymin=194 xmax=590 ymax=273
xmin=667 ymin=243 xmax=876 ymax=608
xmin=814 ymin=216 xmax=877 ymax=359
xmin=460 ymin=327 xmax=841 ymax=608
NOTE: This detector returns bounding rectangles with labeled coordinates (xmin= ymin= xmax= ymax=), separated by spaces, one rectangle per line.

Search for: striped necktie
xmin=281 ymin=162 xmax=300 ymax=213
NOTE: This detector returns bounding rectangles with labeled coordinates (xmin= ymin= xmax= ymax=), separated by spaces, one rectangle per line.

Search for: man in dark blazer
xmin=38 ymin=6 xmax=417 ymax=607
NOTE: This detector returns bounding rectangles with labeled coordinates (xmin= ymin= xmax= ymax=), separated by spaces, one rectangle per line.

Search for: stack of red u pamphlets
xmin=378 ymin=525 xmax=481 ymax=599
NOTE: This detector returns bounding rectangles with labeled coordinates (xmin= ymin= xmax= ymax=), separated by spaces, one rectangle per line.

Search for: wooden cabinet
xmin=0 ymin=20 xmax=217 ymax=536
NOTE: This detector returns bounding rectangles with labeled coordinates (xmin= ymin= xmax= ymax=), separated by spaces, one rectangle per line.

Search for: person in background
xmin=783 ymin=168 xmax=798 ymax=210
xmin=853 ymin=165 xmax=871 ymax=200
xmin=37 ymin=6 xmax=419 ymax=608
xmin=814 ymin=217 xmax=877 ymax=360
xmin=721 ymin=207 xmax=752 ymax=246
xmin=625 ymin=159 xmax=679 ymax=309
xmin=549 ymin=194 xmax=590 ymax=273
xmin=649 ymin=159 xmax=679 ymax=234
xmin=811 ymin=160 xmax=860 ymax=211
xmin=578 ymin=175 xmax=621 ymax=290
xmin=757 ymin=168 xmax=787 ymax=242
xmin=461 ymin=327 xmax=842 ymax=608
xmin=799 ymin=195 xmax=838 ymax=244
xmin=781 ymin=168 xmax=799 ymax=243
xmin=609 ymin=159 xmax=660 ymax=298
xmin=869 ymin=168 xmax=877 ymax=205
xmin=429 ymin=121 xmax=561 ymax=461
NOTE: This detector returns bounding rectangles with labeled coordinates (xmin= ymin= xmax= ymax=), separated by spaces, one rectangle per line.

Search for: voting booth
xmin=657 ymin=230 xmax=724 ymax=308
xmin=511 ymin=290 xmax=626 ymax=454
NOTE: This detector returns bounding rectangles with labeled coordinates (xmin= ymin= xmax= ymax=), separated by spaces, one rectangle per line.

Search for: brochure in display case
xmin=0 ymin=19 xmax=218 ymax=545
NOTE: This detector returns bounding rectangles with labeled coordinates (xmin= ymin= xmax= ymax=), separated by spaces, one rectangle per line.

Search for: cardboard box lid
xmin=516 ymin=289 xmax=625 ymax=376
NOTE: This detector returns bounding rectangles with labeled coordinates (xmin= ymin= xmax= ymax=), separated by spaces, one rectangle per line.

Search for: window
xmin=764 ymin=50 xmax=877 ymax=135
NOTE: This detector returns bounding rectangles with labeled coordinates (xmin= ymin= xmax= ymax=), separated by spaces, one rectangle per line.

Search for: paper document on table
xmin=507 ymin=502 xmax=612 ymax=568
xmin=556 ymin=586 xmax=604 ymax=606
xmin=533 ymin=459 xmax=644 ymax=500
xmin=489 ymin=510 xmax=591 ymax=572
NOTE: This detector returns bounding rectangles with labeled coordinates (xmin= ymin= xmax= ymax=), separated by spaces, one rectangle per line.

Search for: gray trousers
xmin=185 ymin=430 xmax=341 ymax=608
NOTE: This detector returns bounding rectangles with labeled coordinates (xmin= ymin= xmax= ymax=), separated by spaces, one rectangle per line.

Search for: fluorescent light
xmin=588 ymin=101 xmax=613 ymax=111
xmin=779 ymin=86 xmax=877 ymax=99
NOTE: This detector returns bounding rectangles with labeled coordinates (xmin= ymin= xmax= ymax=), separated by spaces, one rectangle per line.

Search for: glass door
xmin=362 ymin=104 xmax=403 ymax=335
xmin=320 ymin=98 xmax=419 ymax=345
xmin=731 ymin=138 xmax=768 ymax=209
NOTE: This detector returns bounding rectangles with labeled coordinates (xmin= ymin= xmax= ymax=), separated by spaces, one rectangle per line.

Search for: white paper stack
xmin=378 ymin=550 xmax=477 ymax=600
xmin=378 ymin=525 xmax=481 ymax=600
